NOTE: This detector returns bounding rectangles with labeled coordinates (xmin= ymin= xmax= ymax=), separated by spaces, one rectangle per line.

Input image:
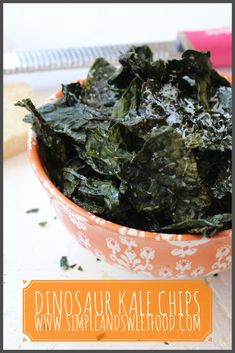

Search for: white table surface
xmin=4 ymin=151 xmax=232 ymax=351
xmin=4 ymin=4 xmax=232 ymax=349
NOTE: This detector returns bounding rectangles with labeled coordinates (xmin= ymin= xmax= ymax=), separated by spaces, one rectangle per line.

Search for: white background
xmin=4 ymin=3 xmax=232 ymax=351
xmin=4 ymin=3 xmax=232 ymax=51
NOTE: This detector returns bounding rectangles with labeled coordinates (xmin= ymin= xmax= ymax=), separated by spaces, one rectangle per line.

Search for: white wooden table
xmin=4 ymin=152 xmax=232 ymax=350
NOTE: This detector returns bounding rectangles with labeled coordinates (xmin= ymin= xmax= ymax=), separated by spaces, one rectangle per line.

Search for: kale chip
xmin=17 ymin=46 xmax=232 ymax=237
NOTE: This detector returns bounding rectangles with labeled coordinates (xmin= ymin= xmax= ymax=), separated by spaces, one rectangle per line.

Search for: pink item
xmin=183 ymin=28 xmax=232 ymax=68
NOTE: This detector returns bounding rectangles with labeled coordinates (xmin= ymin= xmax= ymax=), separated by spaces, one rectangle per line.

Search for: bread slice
xmin=4 ymin=82 xmax=34 ymax=159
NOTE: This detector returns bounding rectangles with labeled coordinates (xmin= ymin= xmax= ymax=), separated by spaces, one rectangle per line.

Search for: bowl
xmin=27 ymin=87 xmax=232 ymax=279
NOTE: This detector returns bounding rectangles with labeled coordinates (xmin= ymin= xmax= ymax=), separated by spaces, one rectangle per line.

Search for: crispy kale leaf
xmin=85 ymin=126 xmax=135 ymax=179
xmin=122 ymin=126 xmax=211 ymax=222
xmin=65 ymin=171 xmax=120 ymax=215
xmin=61 ymin=81 xmax=82 ymax=106
xmin=82 ymin=57 xmax=120 ymax=112
xmin=160 ymin=213 xmax=232 ymax=237
xmin=18 ymin=46 xmax=232 ymax=236
xmin=109 ymin=45 xmax=153 ymax=88
xmin=16 ymin=99 xmax=71 ymax=165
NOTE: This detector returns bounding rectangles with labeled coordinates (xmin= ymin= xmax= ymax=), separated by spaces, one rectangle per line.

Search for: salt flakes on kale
xmin=17 ymin=46 xmax=232 ymax=237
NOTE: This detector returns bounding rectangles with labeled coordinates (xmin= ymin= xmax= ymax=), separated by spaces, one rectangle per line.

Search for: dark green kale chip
xmin=26 ymin=208 xmax=39 ymax=214
xmin=61 ymin=81 xmax=82 ymax=106
xmin=60 ymin=256 xmax=78 ymax=271
xmin=108 ymin=45 xmax=154 ymax=88
xmin=18 ymin=46 xmax=232 ymax=237
xmin=38 ymin=221 xmax=48 ymax=227
xmin=82 ymin=57 xmax=120 ymax=113
xmin=122 ymin=126 xmax=211 ymax=222
xmin=160 ymin=213 xmax=232 ymax=237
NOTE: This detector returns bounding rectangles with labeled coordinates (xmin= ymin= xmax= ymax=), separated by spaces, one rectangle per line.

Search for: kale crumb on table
xmin=17 ymin=46 xmax=232 ymax=237
xmin=26 ymin=208 xmax=39 ymax=214
xmin=60 ymin=256 xmax=84 ymax=271
xmin=38 ymin=221 xmax=48 ymax=227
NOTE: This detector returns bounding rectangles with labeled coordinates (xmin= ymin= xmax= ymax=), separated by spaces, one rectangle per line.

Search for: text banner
xmin=23 ymin=280 xmax=212 ymax=342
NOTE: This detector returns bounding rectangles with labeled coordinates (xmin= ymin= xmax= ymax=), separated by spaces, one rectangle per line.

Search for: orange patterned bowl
xmin=27 ymin=88 xmax=232 ymax=279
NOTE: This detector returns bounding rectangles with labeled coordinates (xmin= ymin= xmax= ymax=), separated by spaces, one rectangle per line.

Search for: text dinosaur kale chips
xmin=17 ymin=46 xmax=232 ymax=237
